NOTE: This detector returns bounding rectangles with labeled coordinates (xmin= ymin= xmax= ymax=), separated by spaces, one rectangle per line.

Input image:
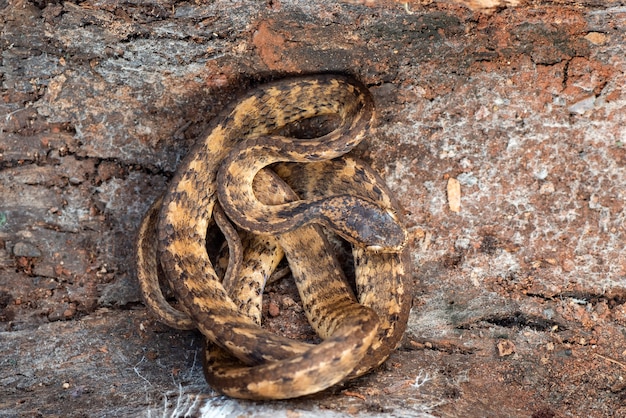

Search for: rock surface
xmin=1 ymin=1 xmax=626 ymax=417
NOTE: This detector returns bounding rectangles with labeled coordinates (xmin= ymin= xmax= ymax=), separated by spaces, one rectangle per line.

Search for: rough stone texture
xmin=1 ymin=1 xmax=626 ymax=417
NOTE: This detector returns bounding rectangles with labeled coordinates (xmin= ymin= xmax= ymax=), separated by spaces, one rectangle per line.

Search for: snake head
xmin=321 ymin=196 xmax=407 ymax=252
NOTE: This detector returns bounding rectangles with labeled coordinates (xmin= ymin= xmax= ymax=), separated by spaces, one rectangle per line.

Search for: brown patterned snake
xmin=135 ymin=74 xmax=411 ymax=399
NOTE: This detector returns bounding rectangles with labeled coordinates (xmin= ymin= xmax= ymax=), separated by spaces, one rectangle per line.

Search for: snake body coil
xmin=136 ymin=74 xmax=411 ymax=399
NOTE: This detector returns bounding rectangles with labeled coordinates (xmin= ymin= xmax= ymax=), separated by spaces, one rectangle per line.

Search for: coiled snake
xmin=135 ymin=74 xmax=411 ymax=400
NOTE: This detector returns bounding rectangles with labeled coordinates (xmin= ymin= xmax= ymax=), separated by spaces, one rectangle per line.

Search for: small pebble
xmin=497 ymin=340 xmax=516 ymax=357
xmin=12 ymin=242 xmax=42 ymax=258
xmin=268 ymin=301 xmax=280 ymax=317
xmin=447 ymin=178 xmax=461 ymax=213
xmin=281 ymin=296 xmax=296 ymax=308
xmin=584 ymin=32 xmax=607 ymax=45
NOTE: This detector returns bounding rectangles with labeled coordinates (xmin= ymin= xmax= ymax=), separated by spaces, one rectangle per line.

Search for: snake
xmin=135 ymin=74 xmax=411 ymax=399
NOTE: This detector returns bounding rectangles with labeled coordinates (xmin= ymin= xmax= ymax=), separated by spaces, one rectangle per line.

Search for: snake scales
xmin=135 ymin=74 xmax=411 ymax=400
